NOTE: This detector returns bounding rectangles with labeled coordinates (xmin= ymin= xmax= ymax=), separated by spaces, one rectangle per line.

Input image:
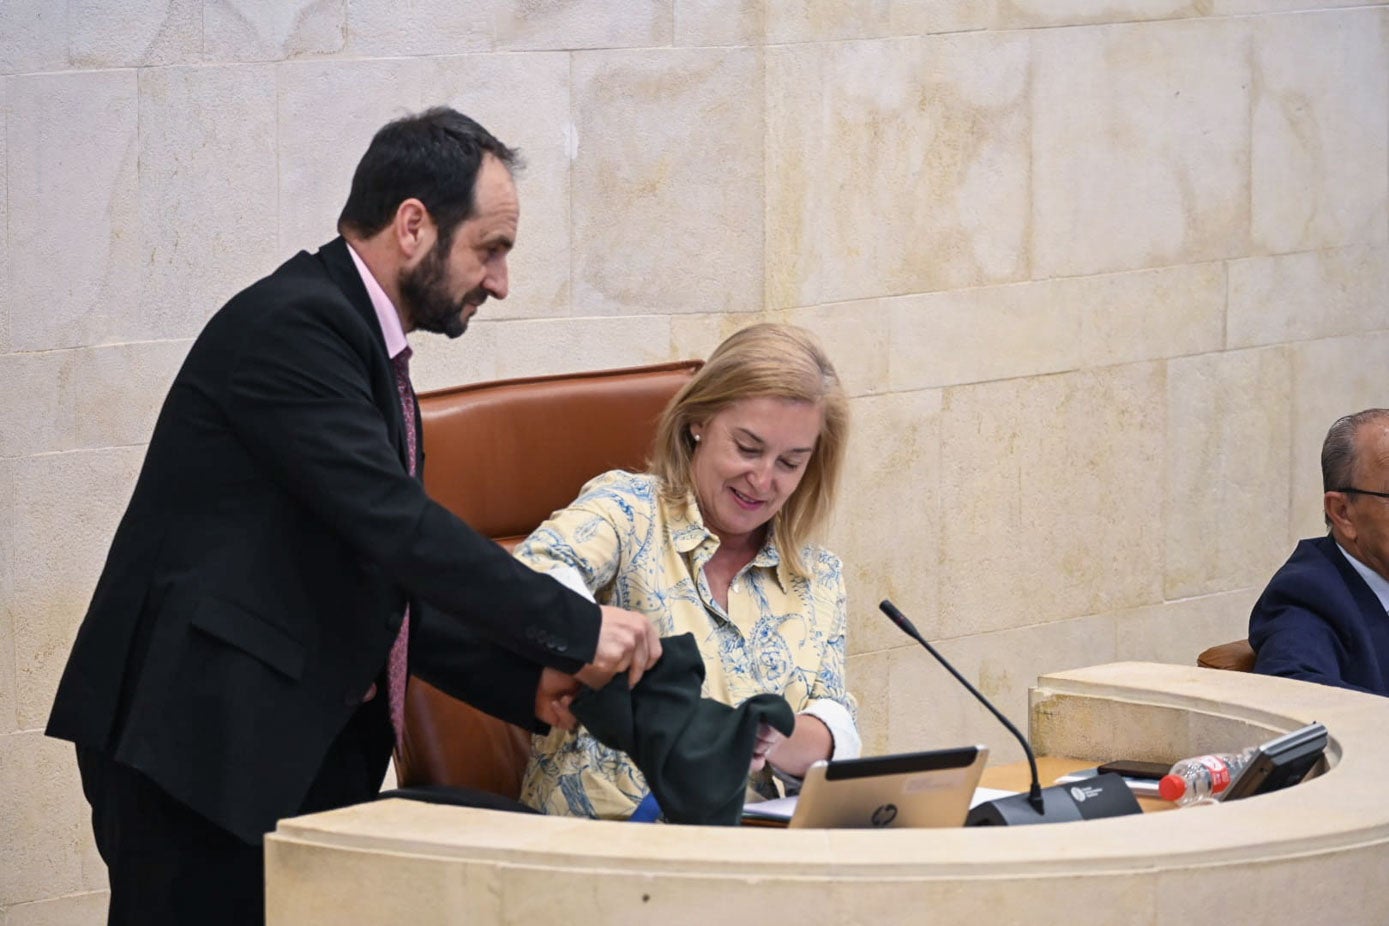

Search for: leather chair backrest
xmin=1197 ymin=638 xmax=1256 ymax=672
xmin=394 ymin=360 xmax=702 ymax=799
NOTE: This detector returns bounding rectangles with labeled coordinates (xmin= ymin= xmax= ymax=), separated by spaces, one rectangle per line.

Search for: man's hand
xmin=535 ymin=668 xmax=581 ymax=730
xmin=576 ymin=606 xmax=662 ymax=690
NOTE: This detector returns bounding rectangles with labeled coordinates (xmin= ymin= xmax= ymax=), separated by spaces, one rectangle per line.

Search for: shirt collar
xmin=664 ymin=487 xmax=790 ymax=591
xmin=1336 ymin=541 xmax=1389 ymax=615
xmin=345 ymin=241 xmax=410 ymax=361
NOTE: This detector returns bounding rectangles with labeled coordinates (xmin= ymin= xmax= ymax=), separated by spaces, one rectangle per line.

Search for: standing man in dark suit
xmin=1250 ymin=408 xmax=1389 ymax=696
xmin=46 ymin=107 xmax=661 ymax=925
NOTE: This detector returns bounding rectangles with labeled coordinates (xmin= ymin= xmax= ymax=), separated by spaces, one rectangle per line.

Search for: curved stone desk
xmin=265 ymin=662 xmax=1389 ymax=925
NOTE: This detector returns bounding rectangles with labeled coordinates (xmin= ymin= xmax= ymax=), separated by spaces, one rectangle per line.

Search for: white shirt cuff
xmin=802 ymin=699 xmax=861 ymax=760
xmin=546 ymin=564 xmax=596 ymax=603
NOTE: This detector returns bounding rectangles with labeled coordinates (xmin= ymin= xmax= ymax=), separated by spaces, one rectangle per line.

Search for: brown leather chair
xmin=1197 ymin=638 xmax=1256 ymax=672
xmin=393 ymin=359 xmax=702 ymax=801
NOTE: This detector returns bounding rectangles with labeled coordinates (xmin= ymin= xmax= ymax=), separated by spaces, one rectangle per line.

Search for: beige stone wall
xmin=2 ymin=1 xmax=1385 ymax=920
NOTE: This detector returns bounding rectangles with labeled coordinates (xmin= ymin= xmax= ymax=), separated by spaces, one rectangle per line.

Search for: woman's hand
xmin=757 ymin=714 xmax=833 ymax=777
xmin=750 ymin=723 xmax=787 ymax=772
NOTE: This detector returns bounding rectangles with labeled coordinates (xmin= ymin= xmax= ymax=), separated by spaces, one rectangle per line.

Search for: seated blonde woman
xmin=514 ymin=323 xmax=860 ymax=820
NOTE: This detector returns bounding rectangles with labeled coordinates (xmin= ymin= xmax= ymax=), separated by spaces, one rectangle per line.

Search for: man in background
xmin=46 ymin=107 xmax=660 ymax=925
xmin=1250 ymin=408 xmax=1389 ymax=696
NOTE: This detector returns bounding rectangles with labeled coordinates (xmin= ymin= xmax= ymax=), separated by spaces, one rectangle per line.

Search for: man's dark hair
xmin=337 ymin=107 xmax=520 ymax=245
xmin=1322 ymin=408 xmax=1389 ymax=528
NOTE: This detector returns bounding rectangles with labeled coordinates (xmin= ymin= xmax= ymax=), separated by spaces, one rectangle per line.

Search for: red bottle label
xmin=1198 ymin=755 xmax=1232 ymax=792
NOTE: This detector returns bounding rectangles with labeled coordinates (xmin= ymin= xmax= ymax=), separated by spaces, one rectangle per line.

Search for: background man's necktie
xmin=387 ymin=347 xmax=417 ymax=747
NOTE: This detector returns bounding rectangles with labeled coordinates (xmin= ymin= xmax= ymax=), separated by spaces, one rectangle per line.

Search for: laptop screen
xmin=785 ymin=745 xmax=989 ymax=829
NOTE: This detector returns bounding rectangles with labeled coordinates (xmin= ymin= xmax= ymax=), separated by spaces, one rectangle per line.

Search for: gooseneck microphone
xmin=879 ymin=599 xmax=1141 ymax=826
xmin=879 ymin=599 xmax=1045 ymax=814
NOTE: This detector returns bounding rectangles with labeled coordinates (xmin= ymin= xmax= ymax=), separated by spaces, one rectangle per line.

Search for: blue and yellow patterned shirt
xmin=514 ymin=470 xmax=857 ymax=820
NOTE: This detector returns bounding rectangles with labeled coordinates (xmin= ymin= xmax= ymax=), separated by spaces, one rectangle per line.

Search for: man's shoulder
xmin=202 ymin=240 xmax=371 ymax=344
xmin=229 ymin=241 xmax=349 ymax=307
xmin=1257 ymin=537 xmax=1364 ymax=619
xmin=1270 ymin=536 xmax=1346 ymax=585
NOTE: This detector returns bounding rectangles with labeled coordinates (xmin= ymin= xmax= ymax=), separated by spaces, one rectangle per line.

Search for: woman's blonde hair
xmin=651 ymin=323 xmax=849 ymax=576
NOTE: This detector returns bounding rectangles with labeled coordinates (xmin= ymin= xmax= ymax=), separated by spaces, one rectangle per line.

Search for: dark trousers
xmin=78 ymin=693 xmax=392 ymax=926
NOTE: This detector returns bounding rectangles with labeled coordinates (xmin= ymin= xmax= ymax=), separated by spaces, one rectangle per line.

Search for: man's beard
xmin=398 ymin=240 xmax=487 ymax=339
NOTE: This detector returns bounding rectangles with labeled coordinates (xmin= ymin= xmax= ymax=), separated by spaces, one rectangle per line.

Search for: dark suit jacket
xmin=1249 ymin=535 xmax=1389 ymax=696
xmin=47 ymin=238 xmax=601 ymax=843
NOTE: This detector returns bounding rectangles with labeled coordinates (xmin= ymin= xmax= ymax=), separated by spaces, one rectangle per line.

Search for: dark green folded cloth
xmin=572 ymin=632 xmax=796 ymax=825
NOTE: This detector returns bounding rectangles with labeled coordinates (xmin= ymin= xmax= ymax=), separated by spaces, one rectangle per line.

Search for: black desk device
xmin=1221 ymin=722 xmax=1328 ymax=802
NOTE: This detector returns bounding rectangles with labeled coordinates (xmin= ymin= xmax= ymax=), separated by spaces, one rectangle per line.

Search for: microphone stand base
xmin=966 ymin=773 xmax=1141 ymax=826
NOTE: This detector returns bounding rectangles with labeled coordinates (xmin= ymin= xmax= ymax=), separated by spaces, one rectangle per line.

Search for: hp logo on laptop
xmin=871 ymin=803 xmax=898 ymax=827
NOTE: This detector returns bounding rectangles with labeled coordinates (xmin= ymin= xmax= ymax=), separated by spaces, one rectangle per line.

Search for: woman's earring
xmin=692 ymin=433 xmax=701 ymax=443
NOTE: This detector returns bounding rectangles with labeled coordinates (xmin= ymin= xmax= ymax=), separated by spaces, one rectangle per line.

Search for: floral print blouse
xmin=514 ymin=470 xmax=858 ymax=820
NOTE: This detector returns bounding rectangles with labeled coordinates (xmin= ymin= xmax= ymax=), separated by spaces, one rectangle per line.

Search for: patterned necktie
xmin=387 ymin=347 xmax=417 ymax=748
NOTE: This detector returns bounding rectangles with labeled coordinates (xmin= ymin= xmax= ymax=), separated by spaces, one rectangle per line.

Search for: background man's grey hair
xmin=1322 ymin=409 xmax=1389 ymax=528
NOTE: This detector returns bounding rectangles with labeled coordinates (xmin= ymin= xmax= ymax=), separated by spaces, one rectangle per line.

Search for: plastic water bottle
xmin=1158 ymin=747 xmax=1259 ymax=805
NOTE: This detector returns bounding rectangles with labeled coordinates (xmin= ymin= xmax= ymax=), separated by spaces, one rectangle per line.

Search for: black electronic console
xmin=965 ymin=771 xmax=1141 ymax=826
xmin=1220 ymin=721 xmax=1328 ymax=802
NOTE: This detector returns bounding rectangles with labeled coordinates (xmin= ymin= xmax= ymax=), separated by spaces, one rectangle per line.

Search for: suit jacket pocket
xmin=189 ymin=596 xmax=307 ymax=680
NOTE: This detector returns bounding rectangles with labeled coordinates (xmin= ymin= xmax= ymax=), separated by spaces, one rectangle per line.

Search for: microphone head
xmin=878 ymin=600 xmax=918 ymax=638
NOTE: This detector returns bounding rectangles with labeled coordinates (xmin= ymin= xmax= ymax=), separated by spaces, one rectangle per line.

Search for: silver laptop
xmin=786 ymin=745 xmax=988 ymax=829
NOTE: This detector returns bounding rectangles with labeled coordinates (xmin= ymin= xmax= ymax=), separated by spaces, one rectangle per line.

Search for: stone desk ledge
xmin=266 ymin=662 xmax=1389 ymax=926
